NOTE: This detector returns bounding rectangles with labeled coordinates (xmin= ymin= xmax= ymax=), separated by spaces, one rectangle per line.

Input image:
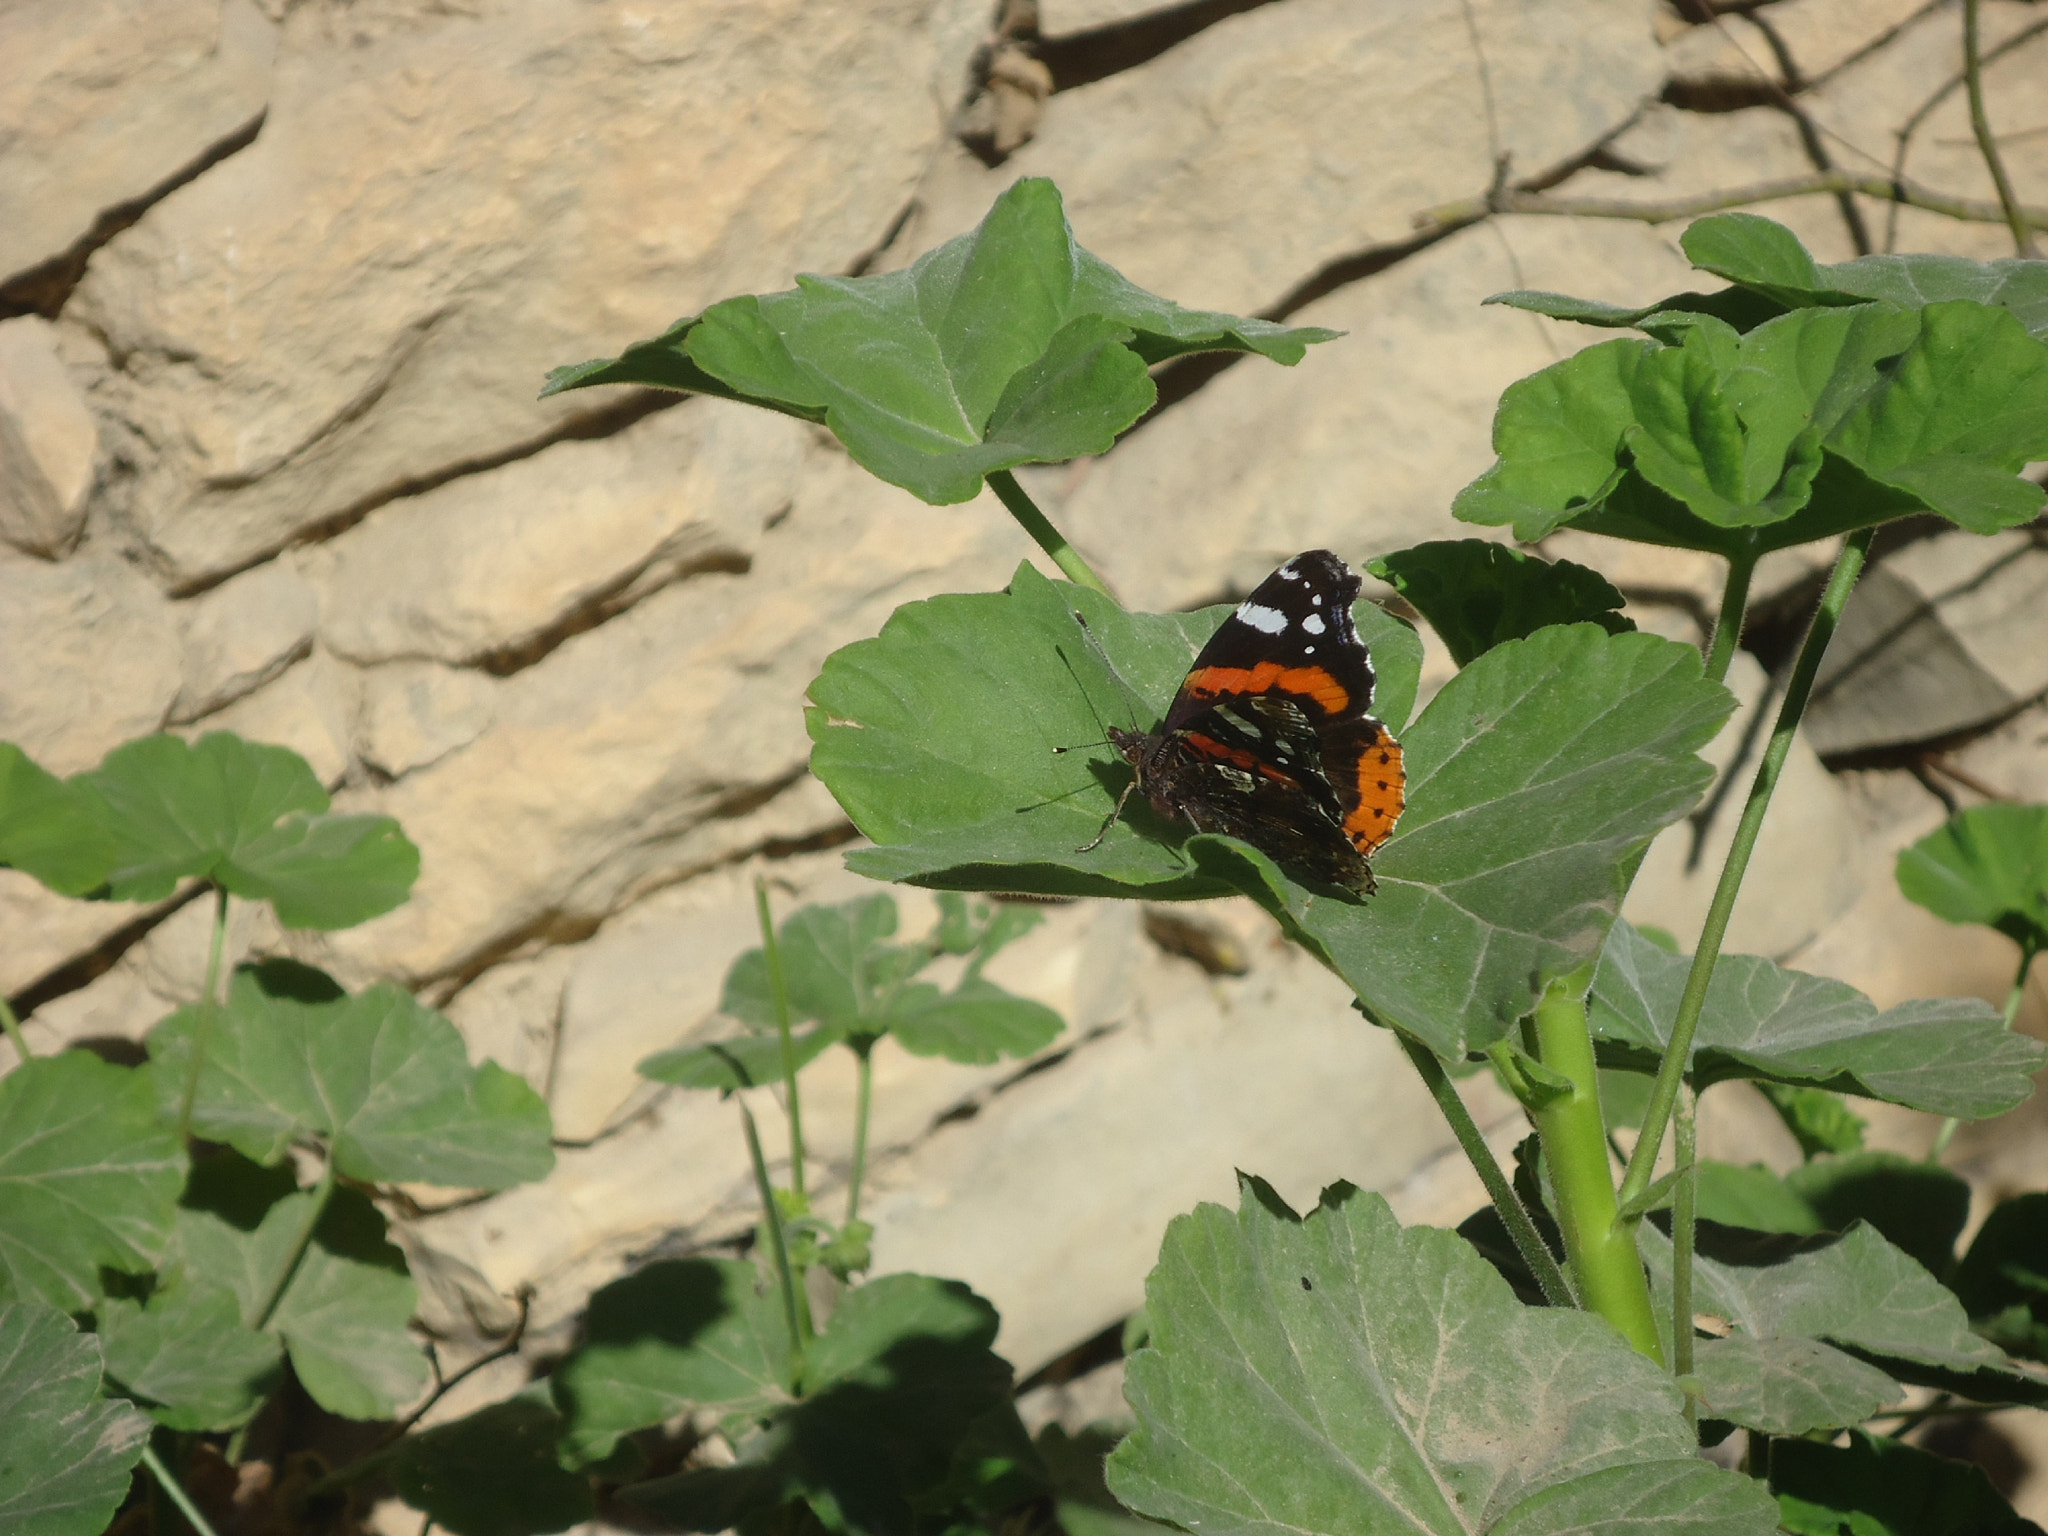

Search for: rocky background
xmin=5 ymin=0 xmax=2048 ymax=1523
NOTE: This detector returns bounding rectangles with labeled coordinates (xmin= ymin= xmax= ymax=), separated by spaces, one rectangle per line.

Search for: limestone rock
xmin=355 ymin=661 xmax=499 ymax=781
xmin=441 ymin=944 xmax=578 ymax=1099
xmin=0 ymin=0 xmax=275 ymax=288
xmin=311 ymin=403 xmax=801 ymax=667
xmin=69 ymin=0 xmax=954 ymax=586
xmin=1804 ymin=532 xmax=2048 ymax=758
xmin=171 ymin=555 xmax=317 ymax=722
xmin=1039 ymin=216 xmax=1695 ymax=612
xmin=0 ymin=874 xmax=163 ymax=1033
xmin=0 ymin=549 xmax=179 ymax=773
xmin=187 ymin=648 xmax=359 ymax=788
xmin=895 ymin=0 xmax=1663 ymax=313
xmin=1626 ymin=651 xmax=1864 ymax=960
xmin=0 ymin=317 xmax=97 ymax=556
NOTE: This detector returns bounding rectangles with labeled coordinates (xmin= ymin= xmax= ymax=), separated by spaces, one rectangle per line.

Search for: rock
xmin=1804 ymin=532 xmax=2048 ymax=758
xmin=0 ymin=873 xmax=163 ymax=1011
xmin=1753 ymin=0 xmax=1943 ymax=85
xmin=0 ymin=317 xmax=97 ymax=556
xmin=440 ymin=944 xmax=578 ymax=1100
xmin=311 ymin=402 xmax=800 ymax=667
xmin=0 ymin=0 xmax=275 ymax=290
xmin=1625 ymin=650 xmax=1864 ymax=961
xmin=1036 ymin=215 xmax=1695 ymax=612
xmin=893 ymin=0 xmax=1663 ymax=314
xmin=68 ymin=0 xmax=957 ymax=586
xmin=170 ymin=554 xmax=317 ymax=722
xmin=354 ymin=661 xmax=499 ymax=781
xmin=0 ymin=549 xmax=179 ymax=773
xmin=186 ymin=648 xmax=359 ymax=788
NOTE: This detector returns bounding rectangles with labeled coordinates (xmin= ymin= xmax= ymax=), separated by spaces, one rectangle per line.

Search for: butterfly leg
xmin=1076 ymin=775 xmax=1141 ymax=854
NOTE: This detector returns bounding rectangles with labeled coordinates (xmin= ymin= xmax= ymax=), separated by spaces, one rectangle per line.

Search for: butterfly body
xmin=1102 ymin=549 xmax=1404 ymax=895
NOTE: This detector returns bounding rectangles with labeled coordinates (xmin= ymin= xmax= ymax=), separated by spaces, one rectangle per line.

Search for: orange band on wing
xmin=1343 ymin=737 xmax=1406 ymax=856
xmin=1185 ymin=661 xmax=1350 ymax=715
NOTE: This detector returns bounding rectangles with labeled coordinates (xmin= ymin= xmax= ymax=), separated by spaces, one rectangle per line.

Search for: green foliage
xmin=0 ymin=1052 xmax=185 ymax=1309
xmin=1952 ymin=1193 xmax=2048 ymax=1363
xmin=1589 ymin=920 xmax=2044 ymax=1117
xmin=1457 ymin=219 xmax=2048 ymax=555
xmin=1760 ymin=1082 xmax=1868 ymax=1158
xmin=1896 ymin=803 xmax=2048 ymax=952
xmin=0 ymin=745 xmax=116 ymax=896
xmin=387 ymin=1391 xmax=595 ymax=1536
xmin=542 ymin=178 xmax=1334 ymax=504
xmin=1109 ymin=1178 xmax=1778 ymax=1535
xmin=0 ymin=1301 xmax=153 ymax=1536
xmin=147 ymin=959 xmax=554 ymax=1189
xmin=1771 ymin=1429 xmax=2039 ymax=1536
xmin=813 ymin=564 xmax=1729 ymax=1057
xmin=97 ymin=1273 xmax=283 ymax=1431
xmin=1692 ymin=1154 xmax=1969 ymax=1277
xmin=1366 ymin=540 xmax=1633 ymax=667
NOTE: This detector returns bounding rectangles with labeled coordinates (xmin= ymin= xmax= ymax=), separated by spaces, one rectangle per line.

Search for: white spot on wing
xmin=1301 ymin=612 xmax=1326 ymax=635
xmin=1235 ymin=601 xmax=1288 ymax=634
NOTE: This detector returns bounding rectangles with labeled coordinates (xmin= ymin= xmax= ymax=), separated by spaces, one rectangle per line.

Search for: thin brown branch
xmin=1964 ymin=0 xmax=2040 ymax=256
xmin=1415 ymin=169 xmax=2048 ymax=234
xmin=1889 ymin=13 xmax=2048 ymax=250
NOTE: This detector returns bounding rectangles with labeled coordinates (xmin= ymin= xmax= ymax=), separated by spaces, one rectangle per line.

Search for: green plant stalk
xmin=176 ymin=885 xmax=232 ymax=1141
xmin=1402 ymin=1032 xmax=1576 ymax=1308
xmin=741 ymin=1098 xmax=813 ymax=1373
xmin=1619 ymin=526 xmax=1875 ymax=1213
xmin=0 ymin=992 xmax=29 ymax=1063
xmin=1934 ymin=935 xmax=2040 ymax=1161
xmin=1964 ymin=0 xmax=2041 ymax=258
xmin=846 ymin=1041 xmax=874 ymax=1227
xmin=1525 ymin=976 xmax=1664 ymax=1361
xmin=141 ymin=1441 xmax=223 ymax=1536
xmin=987 ymin=470 xmax=1115 ymax=597
xmin=254 ymin=1161 xmax=336 ymax=1331
xmin=754 ymin=877 xmax=806 ymax=1201
xmin=1672 ymin=1089 xmax=1698 ymax=1414
xmin=1703 ymin=546 xmax=1757 ymax=688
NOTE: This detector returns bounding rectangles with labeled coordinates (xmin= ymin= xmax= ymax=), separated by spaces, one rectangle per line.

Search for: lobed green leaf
xmin=0 ymin=1301 xmax=153 ymax=1536
xmin=1896 ymin=802 xmax=2048 ymax=952
xmin=1367 ymin=540 xmax=1632 ymax=667
xmin=0 ymin=744 xmax=116 ymax=896
xmin=388 ymin=1390 xmax=594 ymax=1536
xmin=1772 ymin=1429 xmax=2039 ymax=1536
xmin=98 ymin=1275 xmax=282 ymax=1431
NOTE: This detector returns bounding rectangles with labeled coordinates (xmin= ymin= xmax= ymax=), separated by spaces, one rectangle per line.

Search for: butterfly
xmin=1084 ymin=549 xmax=1404 ymax=895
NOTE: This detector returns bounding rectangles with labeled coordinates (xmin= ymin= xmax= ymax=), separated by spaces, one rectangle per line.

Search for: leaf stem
xmin=1620 ymin=527 xmax=1875 ymax=1213
xmin=740 ymin=1098 xmax=813 ymax=1377
xmin=254 ymin=1160 xmax=336 ymax=1331
xmin=755 ymin=878 xmax=806 ymax=1200
xmin=0 ymin=992 xmax=29 ymax=1063
xmin=1525 ymin=975 xmax=1664 ymax=1360
xmin=140 ymin=1442 xmax=223 ymax=1536
xmin=1964 ymin=0 xmax=2040 ymax=258
xmin=177 ymin=885 xmax=232 ymax=1142
xmin=1397 ymin=1032 xmax=1576 ymax=1309
xmin=987 ymin=470 xmax=1115 ymax=598
xmin=1703 ymin=547 xmax=1756 ymax=689
xmin=1672 ymin=1088 xmax=1698 ymax=1412
xmin=846 ymin=1042 xmax=874 ymax=1227
xmin=1936 ymin=935 xmax=2043 ymax=1161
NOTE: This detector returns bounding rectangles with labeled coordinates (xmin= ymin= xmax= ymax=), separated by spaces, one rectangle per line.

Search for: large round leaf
xmin=0 ymin=1301 xmax=153 ymax=1536
xmin=1896 ymin=802 xmax=2048 ymax=952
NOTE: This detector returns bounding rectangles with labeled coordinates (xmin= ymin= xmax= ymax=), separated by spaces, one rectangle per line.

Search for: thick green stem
xmin=1621 ymin=528 xmax=1874 ymax=1213
xmin=176 ymin=885 xmax=232 ymax=1142
xmin=1703 ymin=547 xmax=1757 ymax=688
xmin=846 ymin=1043 xmax=874 ymax=1227
xmin=754 ymin=878 xmax=806 ymax=1201
xmin=1964 ymin=0 xmax=2041 ymax=258
xmin=741 ymin=1098 xmax=813 ymax=1375
xmin=987 ymin=470 xmax=1115 ymax=598
xmin=141 ymin=1442 xmax=223 ymax=1536
xmin=0 ymin=993 xmax=29 ymax=1063
xmin=1401 ymin=1033 xmax=1576 ymax=1308
xmin=254 ymin=1162 xmax=335 ymax=1331
xmin=1672 ymin=1090 xmax=1699 ymax=1413
xmin=1527 ymin=976 xmax=1664 ymax=1360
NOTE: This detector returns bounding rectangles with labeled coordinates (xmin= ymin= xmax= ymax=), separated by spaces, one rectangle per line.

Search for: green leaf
xmin=885 ymin=977 xmax=1064 ymax=1063
xmin=638 ymin=1025 xmax=841 ymax=1091
xmin=1367 ymin=540 xmax=1632 ymax=667
xmin=1785 ymin=1153 xmax=1970 ymax=1277
xmin=554 ymin=1258 xmax=792 ymax=1468
xmin=1483 ymin=286 xmax=1787 ymax=339
xmin=1952 ymin=1193 xmax=2048 ymax=1363
xmin=174 ymin=1172 xmax=428 ymax=1420
xmin=1772 ymin=1429 xmax=2040 ymax=1536
xmin=389 ymin=1390 xmax=594 ymax=1536
xmin=1589 ymin=920 xmax=2045 ymax=1118
xmin=596 ymin=1269 xmax=1014 ymax=1536
xmin=0 ymin=744 xmax=115 ymax=896
xmin=1107 ymin=1177 xmax=1778 ymax=1536
xmin=0 ymin=1052 xmax=185 ymax=1308
xmin=76 ymin=733 xmax=418 ymax=928
xmin=148 ymin=960 xmax=554 ymax=1190
xmin=720 ymin=895 xmax=903 ymax=1032
xmin=1694 ymin=1162 xmax=1822 ymax=1236
xmin=816 ymin=566 xmax=1726 ymax=1058
xmin=1897 ymin=803 xmax=2048 ymax=952
xmin=1451 ymin=339 xmax=1641 ymax=541
xmin=0 ymin=1300 xmax=153 ymax=1536
xmin=1038 ymin=1425 xmax=1156 ymax=1536
xmin=98 ymin=1275 xmax=282 ymax=1431
xmin=1681 ymin=215 xmax=1836 ymax=309
xmin=542 ymin=178 xmax=1334 ymax=505
xmin=1759 ymin=1082 xmax=1868 ymax=1158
